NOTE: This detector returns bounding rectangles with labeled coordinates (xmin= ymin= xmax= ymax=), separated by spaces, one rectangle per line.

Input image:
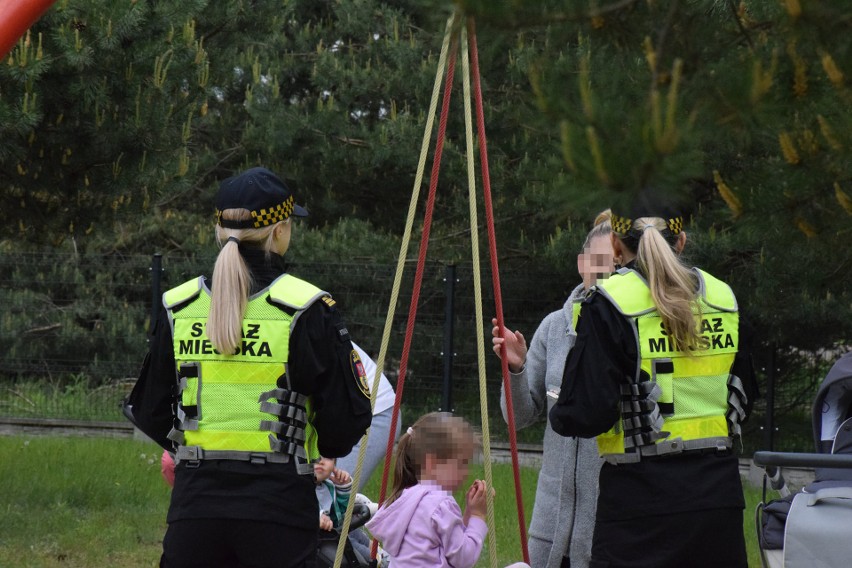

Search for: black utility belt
xmin=175 ymin=446 xmax=316 ymax=476
xmin=627 ymin=446 xmax=732 ymax=460
xmin=605 ymin=436 xmax=733 ymax=465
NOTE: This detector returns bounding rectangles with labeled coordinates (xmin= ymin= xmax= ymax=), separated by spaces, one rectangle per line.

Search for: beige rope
xmin=332 ymin=12 xmax=458 ymax=568
xmin=461 ymin=23 xmax=498 ymax=568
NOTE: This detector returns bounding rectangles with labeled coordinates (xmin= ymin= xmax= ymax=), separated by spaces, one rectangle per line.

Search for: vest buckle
xmin=249 ymin=453 xmax=267 ymax=465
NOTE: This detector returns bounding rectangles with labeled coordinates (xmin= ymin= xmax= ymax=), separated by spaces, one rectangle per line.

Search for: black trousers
xmin=161 ymin=519 xmax=317 ymax=568
xmin=589 ymin=508 xmax=747 ymax=568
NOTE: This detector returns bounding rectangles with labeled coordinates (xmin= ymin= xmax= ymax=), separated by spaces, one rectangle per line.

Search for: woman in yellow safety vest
xmin=549 ymin=199 xmax=758 ymax=568
xmin=127 ymin=167 xmax=372 ymax=568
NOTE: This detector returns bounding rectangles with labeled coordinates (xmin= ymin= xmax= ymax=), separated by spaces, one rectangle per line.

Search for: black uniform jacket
xmin=125 ymin=247 xmax=372 ymax=528
xmin=549 ymin=263 xmax=759 ymax=522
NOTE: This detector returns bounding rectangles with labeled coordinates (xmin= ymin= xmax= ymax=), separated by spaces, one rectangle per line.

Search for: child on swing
xmin=366 ymin=411 xmax=530 ymax=568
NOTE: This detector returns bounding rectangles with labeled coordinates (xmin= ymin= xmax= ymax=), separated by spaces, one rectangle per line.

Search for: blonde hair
xmin=206 ymin=209 xmax=284 ymax=355
xmin=582 ymin=208 xmax=612 ymax=250
xmin=387 ymin=412 xmax=478 ymax=505
xmin=630 ymin=217 xmax=700 ymax=352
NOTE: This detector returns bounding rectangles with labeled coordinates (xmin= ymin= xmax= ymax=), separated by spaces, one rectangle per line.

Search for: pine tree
xmin=0 ymin=1 xmax=555 ymax=259
xmin=232 ymin=0 xmax=557 ymax=260
xmin=0 ymin=0 xmax=221 ymax=248
xmin=458 ymin=0 xmax=852 ymax=350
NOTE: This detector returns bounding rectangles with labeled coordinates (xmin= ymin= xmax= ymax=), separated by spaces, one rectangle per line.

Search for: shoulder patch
xmin=350 ymin=349 xmax=371 ymax=398
xmin=321 ymin=295 xmax=336 ymax=308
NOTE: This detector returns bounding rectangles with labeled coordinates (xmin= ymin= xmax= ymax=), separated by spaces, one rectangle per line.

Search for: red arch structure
xmin=0 ymin=0 xmax=57 ymax=60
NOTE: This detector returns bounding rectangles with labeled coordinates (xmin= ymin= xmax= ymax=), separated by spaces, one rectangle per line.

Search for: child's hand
xmin=465 ymin=480 xmax=491 ymax=520
xmin=319 ymin=513 xmax=334 ymax=531
xmin=331 ymin=467 xmax=351 ymax=485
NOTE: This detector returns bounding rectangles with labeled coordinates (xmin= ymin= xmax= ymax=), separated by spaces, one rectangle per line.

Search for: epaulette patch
xmin=321 ymin=295 xmax=336 ymax=308
xmin=350 ymin=349 xmax=371 ymax=398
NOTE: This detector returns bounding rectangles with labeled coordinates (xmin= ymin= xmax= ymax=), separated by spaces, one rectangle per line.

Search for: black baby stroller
xmin=754 ymin=351 xmax=852 ymax=568
xmin=316 ymin=494 xmax=385 ymax=568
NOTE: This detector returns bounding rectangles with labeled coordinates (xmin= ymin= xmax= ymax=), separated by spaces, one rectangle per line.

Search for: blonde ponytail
xmin=207 ymin=209 xmax=281 ymax=355
xmin=633 ymin=217 xmax=700 ymax=352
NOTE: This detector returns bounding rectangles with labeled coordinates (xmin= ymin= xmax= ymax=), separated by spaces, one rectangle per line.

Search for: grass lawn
xmin=0 ymin=435 xmax=770 ymax=567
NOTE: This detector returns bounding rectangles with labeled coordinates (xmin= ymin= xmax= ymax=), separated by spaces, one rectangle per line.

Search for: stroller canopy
xmin=813 ymin=351 xmax=852 ymax=450
xmin=811 ymin=351 xmax=852 ymax=485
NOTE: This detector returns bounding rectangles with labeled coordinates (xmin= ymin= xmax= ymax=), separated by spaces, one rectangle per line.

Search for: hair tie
xmin=226 ymin=236 xmax=241 ymax=245
xmin=611 ymin=212 xmax=683 ymax=237
xmin=406 ymin=427 xmax=414 ymax=436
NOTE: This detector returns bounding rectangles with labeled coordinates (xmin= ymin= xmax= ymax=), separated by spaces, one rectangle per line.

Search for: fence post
xmin=763 ymin=344 xmax=777 ymax=451
xmin=149 ymin=253 xmax=164 ymax=340
xmin=440 ymin=264 xmax=456 ymax=412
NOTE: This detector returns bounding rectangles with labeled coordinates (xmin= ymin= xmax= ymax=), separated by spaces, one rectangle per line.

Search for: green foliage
xmin=1 ymin=0 xmax=592 ymax=257
xmin=0 ymin=436 xmax=171 ymax=567
xmin=0 ymin=374 xmax=130 ymax=420
xmin=291 ymin=217 xmax=401 ymax=264
xmin=1 ymin=0 xmax=847 ymax=381
xmin=0 ymin=251 xmax=150 ymax=383
xmin=0 ymin=0 xmax=218 ymax=247
xmin=457 ymin=0 xmax=852 ymax=350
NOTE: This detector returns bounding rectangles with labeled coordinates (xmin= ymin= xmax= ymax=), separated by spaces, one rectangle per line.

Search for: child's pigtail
xmin=383 ymin=413 xmax=477 ymax=504
xmin=387 ymin=428 xmax=418 ymax=505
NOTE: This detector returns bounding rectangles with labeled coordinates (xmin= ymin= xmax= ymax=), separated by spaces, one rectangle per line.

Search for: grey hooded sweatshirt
xmin=500 ymin=284 xmax=601 ymax=568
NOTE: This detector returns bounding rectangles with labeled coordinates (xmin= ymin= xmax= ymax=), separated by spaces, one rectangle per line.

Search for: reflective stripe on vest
xmin=593 ymin=267 xmax=740 ymax=463
xmin=164 ymin=274 xmax=327 ymax=471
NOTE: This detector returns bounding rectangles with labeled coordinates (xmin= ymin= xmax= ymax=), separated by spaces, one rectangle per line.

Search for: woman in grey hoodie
xmin=492 ymin=212 xmax=613 ymax=568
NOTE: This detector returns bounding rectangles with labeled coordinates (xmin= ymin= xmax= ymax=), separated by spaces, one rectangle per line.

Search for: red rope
xmin=371 ymin=35 xmax=460 ymax=560
xmin=467 ymin=18 xmax=530 ymax=564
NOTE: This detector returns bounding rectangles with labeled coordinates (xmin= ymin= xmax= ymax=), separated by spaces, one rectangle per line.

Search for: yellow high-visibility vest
xmin=164 ymin=273 xmax=327 ymax=471
xmin=592 ymin=268 xmax=740 ymax=463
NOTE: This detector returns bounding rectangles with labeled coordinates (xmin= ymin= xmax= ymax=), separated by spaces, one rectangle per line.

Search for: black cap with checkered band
xmin=611 ymin=188 xmax=685 ymax=243
xmin=216 ymin=167 xmax=308 ymax=229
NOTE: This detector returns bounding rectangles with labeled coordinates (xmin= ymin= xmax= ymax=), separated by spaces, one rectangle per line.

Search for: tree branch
xmin=727 ymin=0 xmax=754 ymax=50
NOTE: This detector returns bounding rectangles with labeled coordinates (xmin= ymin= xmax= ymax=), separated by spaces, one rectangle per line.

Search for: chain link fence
xmin=0 ymin=251 xmax=838 ymax=452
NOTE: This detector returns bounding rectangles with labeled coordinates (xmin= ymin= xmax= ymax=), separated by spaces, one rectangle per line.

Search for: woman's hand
xmin=319 ymin=513 xmax=334 ymax=531
xmin=491 ymin=318 xmax=527 ymax=373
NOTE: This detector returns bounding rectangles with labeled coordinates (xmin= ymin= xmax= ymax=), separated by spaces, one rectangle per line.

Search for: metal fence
xmin=0 ymin=251 xmax=836 ymax=452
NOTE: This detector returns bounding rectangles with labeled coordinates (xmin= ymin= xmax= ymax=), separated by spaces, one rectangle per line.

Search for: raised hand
xmin=491 ymin=318 xmax=527 ymax=373
xmin=331 ymin=467 xmax=351 ymax=485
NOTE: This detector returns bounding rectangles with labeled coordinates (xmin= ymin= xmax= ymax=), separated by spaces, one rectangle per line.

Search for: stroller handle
xmin=753 ymin=451 xmax=852 ymax=469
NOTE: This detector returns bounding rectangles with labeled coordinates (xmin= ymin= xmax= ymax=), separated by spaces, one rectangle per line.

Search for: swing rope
xmin=332 ymin=14 xmax=457 ymax=568
xmin=460 ymin=22 xmax=499 ymax=567
xmin=371 ymin=13 xmax=459 ymax=529
xmin=467 ymin=17 xmax=531 ymax=565
xmin=335 ymin=12 xmax=531 ymax=567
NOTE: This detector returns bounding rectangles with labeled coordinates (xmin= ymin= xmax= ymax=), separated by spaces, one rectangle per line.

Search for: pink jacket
xmin=366 ymin=481 xmax=487 ymax=568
